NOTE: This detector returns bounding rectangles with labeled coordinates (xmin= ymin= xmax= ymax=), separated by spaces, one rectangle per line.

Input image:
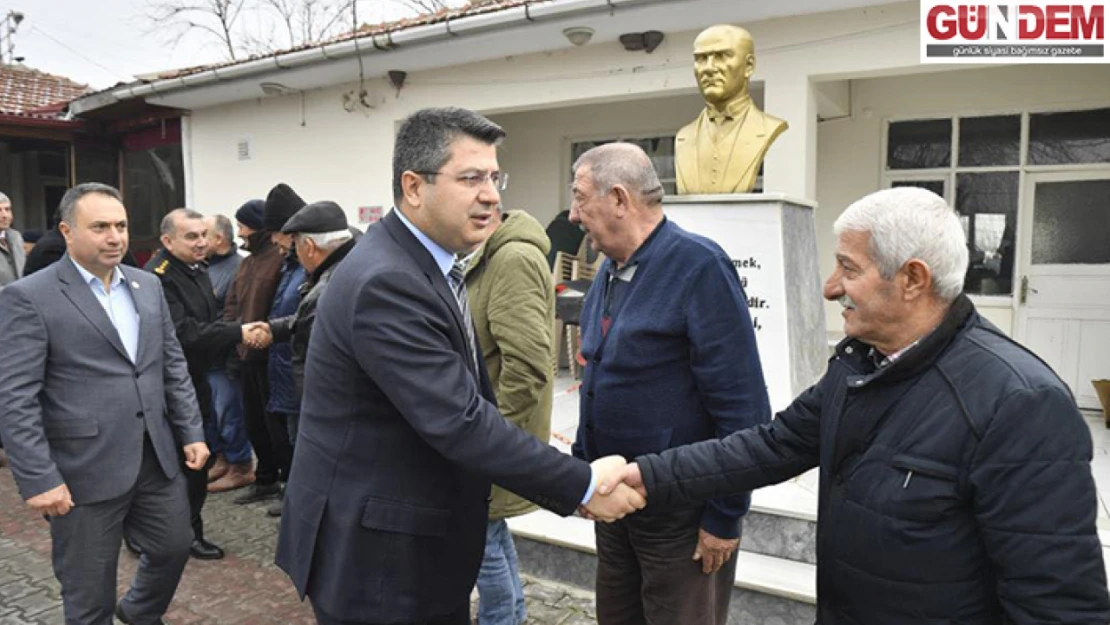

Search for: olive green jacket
xmin=465 ymin=210 xmax=556 ymax=520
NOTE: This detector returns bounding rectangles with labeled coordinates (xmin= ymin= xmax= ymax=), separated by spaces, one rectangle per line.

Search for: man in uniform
xmin=150 ymin=208 xmax=268 ymax=559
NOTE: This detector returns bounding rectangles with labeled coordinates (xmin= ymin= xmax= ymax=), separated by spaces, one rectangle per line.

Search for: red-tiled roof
xmin=0 ymin=65 xmax=91 ymax=114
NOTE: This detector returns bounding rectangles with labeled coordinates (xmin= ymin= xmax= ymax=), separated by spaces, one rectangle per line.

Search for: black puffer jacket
xmin=638 ymin=295 xmax=1109 ymax=624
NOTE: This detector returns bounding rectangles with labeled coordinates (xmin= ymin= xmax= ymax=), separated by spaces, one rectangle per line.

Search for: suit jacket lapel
xmin=381 ymin=211 xmax=478 ymax=375
xmin=8 ymin=229 xmax=25 ymax=275
xmin=55 ymin=256 xmax=132 ymax=363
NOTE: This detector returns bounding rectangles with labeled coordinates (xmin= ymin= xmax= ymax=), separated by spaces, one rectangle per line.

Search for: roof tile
xmin=0 ymin=65 xmax=91 ymax=115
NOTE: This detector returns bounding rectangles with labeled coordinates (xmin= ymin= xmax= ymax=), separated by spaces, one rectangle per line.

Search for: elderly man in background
xmin=611 ymin=187 xmax=1110 ymax=625
xmin=569 ymin=142 xmax=770 ymax=625
xmin=265 ymin=201 xmax=356 ymax=437
xmin=0 ymin=191 xmax=26 ymax=289
xmin=204 ymin=212 xmax=255 ymax=492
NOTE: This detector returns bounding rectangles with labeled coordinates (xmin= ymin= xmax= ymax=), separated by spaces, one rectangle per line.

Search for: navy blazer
xmin=275 ymin=209 xmax=591 ymax=623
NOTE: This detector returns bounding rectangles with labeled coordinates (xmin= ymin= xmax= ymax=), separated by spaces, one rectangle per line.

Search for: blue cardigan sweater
xmin=572 ymin=218 xmax=771 ymax=538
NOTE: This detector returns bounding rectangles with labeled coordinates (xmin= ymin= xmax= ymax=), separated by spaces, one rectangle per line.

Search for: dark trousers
xmin=311 ymin=601 xmax=469 ymax=625
xmin=50 ymin=435 xmax=192 ymax=625
xmin=185 ymin=454 xmax=213 ymax=541
xmin=594 ymin=506 xmax=737 ymax=625
xmin=240 ymin=361 xmax=293 ymax=485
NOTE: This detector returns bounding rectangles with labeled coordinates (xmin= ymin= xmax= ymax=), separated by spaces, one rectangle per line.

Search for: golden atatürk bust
xmin=675 ymin=25 xmax=788 ymax=194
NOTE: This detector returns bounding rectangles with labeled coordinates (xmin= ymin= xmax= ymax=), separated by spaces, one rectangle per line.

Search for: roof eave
xmin=68 ymin=0 xmax=661 ymax=116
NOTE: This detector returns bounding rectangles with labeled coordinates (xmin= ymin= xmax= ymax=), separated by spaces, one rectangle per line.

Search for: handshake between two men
xmin=578 ymin=455 xmax=649 ymax=521
xmin=240 ymin=321 xmax=273 ymax=350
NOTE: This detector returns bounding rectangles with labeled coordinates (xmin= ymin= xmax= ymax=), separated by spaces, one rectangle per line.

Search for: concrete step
xmin=743 ymin=473 xmax=818 ymax=565
xmin=509 ymin=510 xmax=817 ymax=625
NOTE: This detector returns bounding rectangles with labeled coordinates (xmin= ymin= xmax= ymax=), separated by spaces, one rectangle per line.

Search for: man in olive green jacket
xmin=465 ymin=207 xmax=555 ymax=625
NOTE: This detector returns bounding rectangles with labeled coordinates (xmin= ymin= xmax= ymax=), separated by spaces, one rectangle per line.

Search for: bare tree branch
xmin=144 ymin=0 xmax=467 ymax=63
xmin=145 ymin=0 xmax=248 ymax=60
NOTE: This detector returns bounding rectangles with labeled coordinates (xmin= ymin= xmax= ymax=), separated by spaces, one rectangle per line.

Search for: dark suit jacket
xmin=275 ymin=210 xmax=591 ymax=623
xmin=151 ymin=251 xmax=243 ymax=421
xmin=0 ymin=256 xmax=203 ymax=505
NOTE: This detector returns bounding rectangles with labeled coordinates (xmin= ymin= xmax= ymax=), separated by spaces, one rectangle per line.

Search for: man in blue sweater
xmin=569 ymin=142 xmax=771 ymax=625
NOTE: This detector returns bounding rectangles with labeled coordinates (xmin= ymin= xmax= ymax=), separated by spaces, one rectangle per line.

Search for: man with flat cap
xmin=269 ymin=201 xmax=358 ymax=445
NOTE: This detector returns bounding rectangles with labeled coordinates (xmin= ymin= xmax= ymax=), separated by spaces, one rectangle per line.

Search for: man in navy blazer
xmin=0 ymin=183 xmax=209 ymax=625
xmin=275 ymin=107 xmax=645 ymax=625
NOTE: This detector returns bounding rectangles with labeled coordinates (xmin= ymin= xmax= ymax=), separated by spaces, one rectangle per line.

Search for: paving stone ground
xmin=0 ymin=466 xmax=595 ymax=625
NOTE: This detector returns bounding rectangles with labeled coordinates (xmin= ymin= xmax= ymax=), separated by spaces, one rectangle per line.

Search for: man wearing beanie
xmin=255 ymin=185 xmax=308 ymax=517
xmin=221 ymin=190 xmax=290 ymax=505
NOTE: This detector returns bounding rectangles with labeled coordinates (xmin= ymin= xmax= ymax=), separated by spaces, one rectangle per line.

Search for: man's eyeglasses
xmin=415 ymin=170 xmax=509 ymax=192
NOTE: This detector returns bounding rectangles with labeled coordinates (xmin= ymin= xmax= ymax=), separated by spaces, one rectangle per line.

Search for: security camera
xmin=10 ymin=12 xmax=23 ymax=25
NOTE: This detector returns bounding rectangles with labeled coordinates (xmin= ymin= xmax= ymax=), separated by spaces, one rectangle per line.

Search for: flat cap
xmin=282 ymin=201 xmax=349 ymax=234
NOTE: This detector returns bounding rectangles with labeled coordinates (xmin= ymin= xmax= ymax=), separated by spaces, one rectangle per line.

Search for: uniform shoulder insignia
xmin=154 ymin=259 xmax=169 ymax=276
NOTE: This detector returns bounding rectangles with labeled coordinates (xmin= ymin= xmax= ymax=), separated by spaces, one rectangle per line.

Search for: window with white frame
xmin=571 ymin=136 xmax=677 ymax=195
xmin=883 ymin=106 xmax=1110 ymax=298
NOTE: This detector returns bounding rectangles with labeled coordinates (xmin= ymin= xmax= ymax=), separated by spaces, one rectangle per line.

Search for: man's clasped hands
xmin=579 ymin=455 xmax=648 ymax=522
xmin=241 ymin=322 xmax=273 ymax=350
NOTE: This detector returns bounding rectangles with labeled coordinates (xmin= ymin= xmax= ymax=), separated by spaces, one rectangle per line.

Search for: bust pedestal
xmin=665 ymin=193 xmax=826 ymax=410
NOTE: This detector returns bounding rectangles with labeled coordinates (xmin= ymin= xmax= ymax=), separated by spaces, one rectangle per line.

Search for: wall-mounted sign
xmin=358 ymin=205 xmax=383 ymax=224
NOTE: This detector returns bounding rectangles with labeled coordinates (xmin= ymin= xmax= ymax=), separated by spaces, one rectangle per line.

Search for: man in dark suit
xmin=0 ymin=191 xmax=26 ymax=289
xmin=275 ymin=107 xmax=645 ymax=625
xmin=0 ymin=183 xmax=209 ymax=625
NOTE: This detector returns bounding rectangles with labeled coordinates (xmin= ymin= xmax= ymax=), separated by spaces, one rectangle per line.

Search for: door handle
xmin=1020 ymin=275 xmax=1039 ymax=304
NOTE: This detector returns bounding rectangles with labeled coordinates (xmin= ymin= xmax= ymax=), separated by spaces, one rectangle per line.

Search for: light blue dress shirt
xmin=70 ymin=258 xmax=140 ymax=364
xmin=391 ymin=208 xmax=597 ymax=505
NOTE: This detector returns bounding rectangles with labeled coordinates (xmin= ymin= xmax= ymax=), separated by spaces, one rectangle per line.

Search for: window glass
xmin=955 ymin=172 xmax=1018 ymax=295
xmin=1032 ymin=179 xmax=1110 ymax=264
xmin=1029 ymin=108 xmax=1110 ymax=165
xmin=891 ymin=179 xmax=946 ymax=198
xmin=887 ymin=119 xmax=952 ymax=169
xmin=572 ymin=136 xmax=677 ymax=195
xmin=958 ymin=115 xmax=1020 ymax=167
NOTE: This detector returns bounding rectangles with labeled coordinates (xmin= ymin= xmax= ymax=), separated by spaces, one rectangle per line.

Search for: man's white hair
xmin=298 ymin=229 xmax=351 ymax=251
xmin=833 ymin=187 xmax=968 ymax=302
xmin=0 ymin=192 xmax=9 ymax=205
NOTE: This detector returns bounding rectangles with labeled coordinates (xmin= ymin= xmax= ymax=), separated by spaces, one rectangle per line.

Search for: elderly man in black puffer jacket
xmin=608 ymin=187 xmax=1110 ymax=625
